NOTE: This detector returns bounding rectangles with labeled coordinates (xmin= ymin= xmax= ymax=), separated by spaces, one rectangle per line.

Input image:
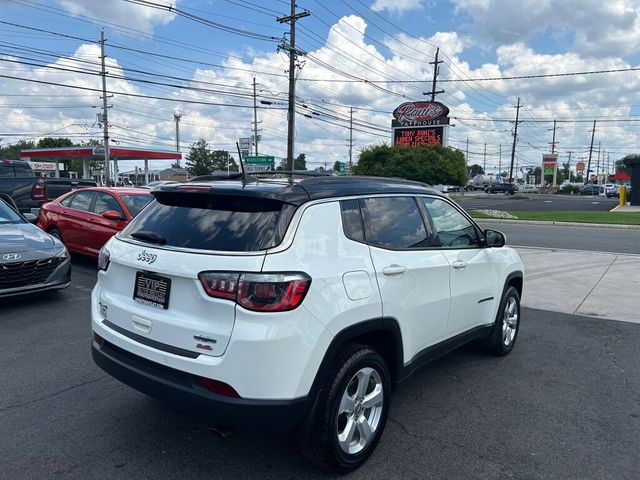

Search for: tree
xmin=211 ymin=150 xmax=238 ymax=172
xmin=0 ymin=139 xmax=36 ymax=159
xmin=333 ymin=160 xmax=342 ymax=172
xmin=185 ymin=139 xmax=214 ymax=176
xmin=294 ymin=153 xmax=306 ymax=170
xmin=616 ymin=154 xmax=639 ymax=174
xmin=469 ymin=164 xmax=484 ymax=176
xmin=353 ymin=144 xmax=467 ymax=186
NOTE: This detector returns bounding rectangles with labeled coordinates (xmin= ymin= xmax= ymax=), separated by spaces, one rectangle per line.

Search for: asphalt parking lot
xmin=456 ymin=193 xmax=618 ymax=212
xmin=1 ymin=256 xmax=639 ymax=479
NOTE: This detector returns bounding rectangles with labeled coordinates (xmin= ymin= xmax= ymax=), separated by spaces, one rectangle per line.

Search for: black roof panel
xmin=155 ymin=175 xmax=442 ymax=206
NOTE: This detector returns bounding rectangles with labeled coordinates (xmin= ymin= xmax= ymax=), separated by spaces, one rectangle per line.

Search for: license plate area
xmin=133 ymin=271 xmax=171 ymax=309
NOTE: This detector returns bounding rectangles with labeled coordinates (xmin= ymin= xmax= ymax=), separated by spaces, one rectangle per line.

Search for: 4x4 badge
xmin=137 ymin=250 xmax=157 ymax=264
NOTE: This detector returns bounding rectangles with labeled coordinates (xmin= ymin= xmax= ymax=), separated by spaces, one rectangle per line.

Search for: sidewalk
xmin=517 ymin=247 xmax=639 ymax=324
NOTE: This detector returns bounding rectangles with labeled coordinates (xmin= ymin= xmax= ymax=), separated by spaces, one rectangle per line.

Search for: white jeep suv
xmin=91 ymin=175 xmax=524 ymax=472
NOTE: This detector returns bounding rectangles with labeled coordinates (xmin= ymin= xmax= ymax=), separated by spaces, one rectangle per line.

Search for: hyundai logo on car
xmin=2 ymin=253 xmax=21 ymax=261
xmin=136 ymin=250 xmax=157 ymax=264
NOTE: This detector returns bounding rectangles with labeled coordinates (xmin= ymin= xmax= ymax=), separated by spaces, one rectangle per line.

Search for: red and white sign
xmin=576 ymin=161 xmax=585 ymax=173
xmin=30 ymin=161 xmax=56 ymax=171
xmin=392 ymin=102 xmax=449 ymax=124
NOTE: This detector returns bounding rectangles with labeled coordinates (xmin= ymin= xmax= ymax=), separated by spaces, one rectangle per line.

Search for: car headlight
xmin=55 ymin=245 xmax=70 ymax=259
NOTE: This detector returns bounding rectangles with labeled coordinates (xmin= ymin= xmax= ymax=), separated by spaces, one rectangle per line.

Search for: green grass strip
xmin=468 ymin=210 xmax=640 ymax=225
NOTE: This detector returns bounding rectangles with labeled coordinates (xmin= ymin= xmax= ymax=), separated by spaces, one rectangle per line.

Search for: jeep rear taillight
xmin=31 ymin=182 xmax=47 ymax=201
xmin=198 ymin=272 xmax=311 ymax=312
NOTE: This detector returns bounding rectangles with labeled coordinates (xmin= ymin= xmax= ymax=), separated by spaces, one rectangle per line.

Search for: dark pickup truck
xmin=486 ymin=183 xmax=518 ymax=195
xmin=0 ymin=159 xmax=96 ymax=213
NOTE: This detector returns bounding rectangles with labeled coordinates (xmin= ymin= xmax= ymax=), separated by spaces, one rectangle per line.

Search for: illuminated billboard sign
xmin=394 ymin=127 xmax=444 ymax=147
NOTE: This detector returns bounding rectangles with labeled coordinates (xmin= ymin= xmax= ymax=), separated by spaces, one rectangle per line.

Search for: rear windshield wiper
xmin=130 ymin=230 xmax=167 ymax=245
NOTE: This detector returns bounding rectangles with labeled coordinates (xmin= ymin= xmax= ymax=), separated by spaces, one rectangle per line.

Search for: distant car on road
xmin=37 ymin=187 xmax=152 ymax=257
xmin=580 ymin=184 xmax=600 ymax=195
xmin=0 ymin=195 xmax=70 ymax=298
xmin=486 ymin=183 xmax=518 ymax=195
xmin=604 ymin=184 xmax=619 ymax=198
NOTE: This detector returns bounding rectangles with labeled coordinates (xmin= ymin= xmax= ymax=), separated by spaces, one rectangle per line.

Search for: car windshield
xmin=0 ymin=200 xmax=23 ymax=224
xmin=120 ymin=194 xmax=153 ymax=217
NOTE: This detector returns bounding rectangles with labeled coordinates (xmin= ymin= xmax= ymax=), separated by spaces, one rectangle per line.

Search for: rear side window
xmin=13 ymin=162 xmax=35 ymax=177
xmin=340 ymin=199 xmax=365 ymax=242
xmin=360 ymin=196 xmax=430 ymax=249
xmin=0 ymin=161 xmax=14 ymax=178
xmin=123 ymin=193 xmax=296 ymax=252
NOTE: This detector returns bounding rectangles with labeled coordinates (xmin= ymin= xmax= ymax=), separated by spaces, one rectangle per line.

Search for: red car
xmin=38 ymin=187 xmax=153 ymax=257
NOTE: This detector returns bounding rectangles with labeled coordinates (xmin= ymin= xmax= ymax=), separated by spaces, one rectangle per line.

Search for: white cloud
xmin=57 ymin=0 xmax=178 ymax=34
xmin=452 ymin=0 xmax=640 ymax=57
xmin=371 ymin=0 xmax=423 ymax=14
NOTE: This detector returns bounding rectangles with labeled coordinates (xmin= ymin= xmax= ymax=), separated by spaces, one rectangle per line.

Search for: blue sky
xmin=2 ymin=0 xmax=640 ymax=175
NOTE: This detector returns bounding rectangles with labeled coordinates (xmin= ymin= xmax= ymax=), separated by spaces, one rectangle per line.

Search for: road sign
xmin=244 ymin=155 xmax=275 ymax=164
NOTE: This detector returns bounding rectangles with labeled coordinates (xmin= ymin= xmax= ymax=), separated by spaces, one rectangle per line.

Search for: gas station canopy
xmin=20 ymin=146 xmax=182 ymax=182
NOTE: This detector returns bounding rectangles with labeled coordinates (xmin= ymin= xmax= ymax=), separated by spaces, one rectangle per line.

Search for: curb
xmin=475 ymin=218 xmax=640 ymax=230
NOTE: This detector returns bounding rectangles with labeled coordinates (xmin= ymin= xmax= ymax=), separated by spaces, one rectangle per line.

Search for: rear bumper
xmin=92 ymin=339 xmax=316 ymax=432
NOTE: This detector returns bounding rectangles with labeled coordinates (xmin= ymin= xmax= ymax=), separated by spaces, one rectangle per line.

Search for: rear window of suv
xmin=122 ymin=192 xmax=296 ymax=252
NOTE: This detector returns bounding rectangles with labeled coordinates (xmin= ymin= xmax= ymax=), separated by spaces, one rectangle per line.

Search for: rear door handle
xmin=452 ymin=261 xmax=467 ymax=270
xmin=382 ymin=265 xmax=407 ymax=276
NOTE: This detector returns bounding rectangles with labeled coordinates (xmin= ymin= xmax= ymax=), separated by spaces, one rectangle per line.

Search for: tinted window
xmin=69 ymin=191 xmax=95 ymax=212
xmin=360 ymin=197 xmax=430 ymax=249
xmin=119 ymin=194 xmax=152 ymax=217
xmin=340 ymin=199 xmax=364 ymax=242
xmin=94 ymin=193 xmax=123 ymax=216
xmin=13 ymin=162 xmax=35 ymax=177
xmin=421 ymin=197 xmax=479 ymax=248
xmin=0 ymin=199 xmax=22 ymax=224
xmin=0 ymin=161 xmax=13 ymax=178
xmin=123 ymin=193 xmax=296 ymax=252
xmin=60 ymin=193 xmax=75 ymax=207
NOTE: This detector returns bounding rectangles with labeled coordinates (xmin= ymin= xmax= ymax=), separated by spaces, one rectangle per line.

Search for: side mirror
xmin=23 ymin=213 xmax=38 ymax=224
xmin=102 ymin=210 xmax=125 ymax=221
xmin=484 ymin=229 xmax=506 ymax=248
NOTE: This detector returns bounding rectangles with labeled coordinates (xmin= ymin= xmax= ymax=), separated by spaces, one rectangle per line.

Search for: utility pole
xmin=252 ymin=77 xmax=260 ymax=156
xmin=509 ymin=97 xmax=521 ymax=183
xmin=277 ymin=2 xmax=309 ymax=173
xmin=585 ymin=120 xmax=596 ymax=185
xmin=424 ymin=47 xmax=444 ymax=101
xmin=100 ymin=30 xmax=111 ymax=186
xmin=567 ymin=150 xmax=573 ymax=181
xmin=465 ymin=137 xmax=469 ymax=167
xmin=483 ymin=142 xmax=487 ymax=173
xmin=498 ymin=143 xmax=502 ymax=174
xmin=173 ymin=111 xmax=182 ymax=156
xmin=596 ymin=142 xmax=601 ymax=183
xmin=348 ymin=106 xmax=353 ymax=172
xmin=549 ymin=119 xmax=558 ymax=154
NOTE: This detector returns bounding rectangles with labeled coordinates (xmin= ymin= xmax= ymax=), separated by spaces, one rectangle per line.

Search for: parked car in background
xmin=37 ymin=187 xmax=153 ymax=257
xmin=0 ymin=195 xmax=70 ymax=298
xmin=0 ymin=159 xmax=96 ymax=214
xmin=142 ymin=180 xmax=178 ymax=189
xmin=580 ymin=184 xmax=600 ymax=195
xmin=486 ymin=183 xmax=518 ymax=195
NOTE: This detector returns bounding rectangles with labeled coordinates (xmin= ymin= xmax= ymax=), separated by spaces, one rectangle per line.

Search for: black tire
xmin=49 ymin=227 xmax=63 ymax=243
xmin=304 ymin=344 xmax=391 ymax=473
xmin=485 ymin=286 xmax=521 ymax=356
